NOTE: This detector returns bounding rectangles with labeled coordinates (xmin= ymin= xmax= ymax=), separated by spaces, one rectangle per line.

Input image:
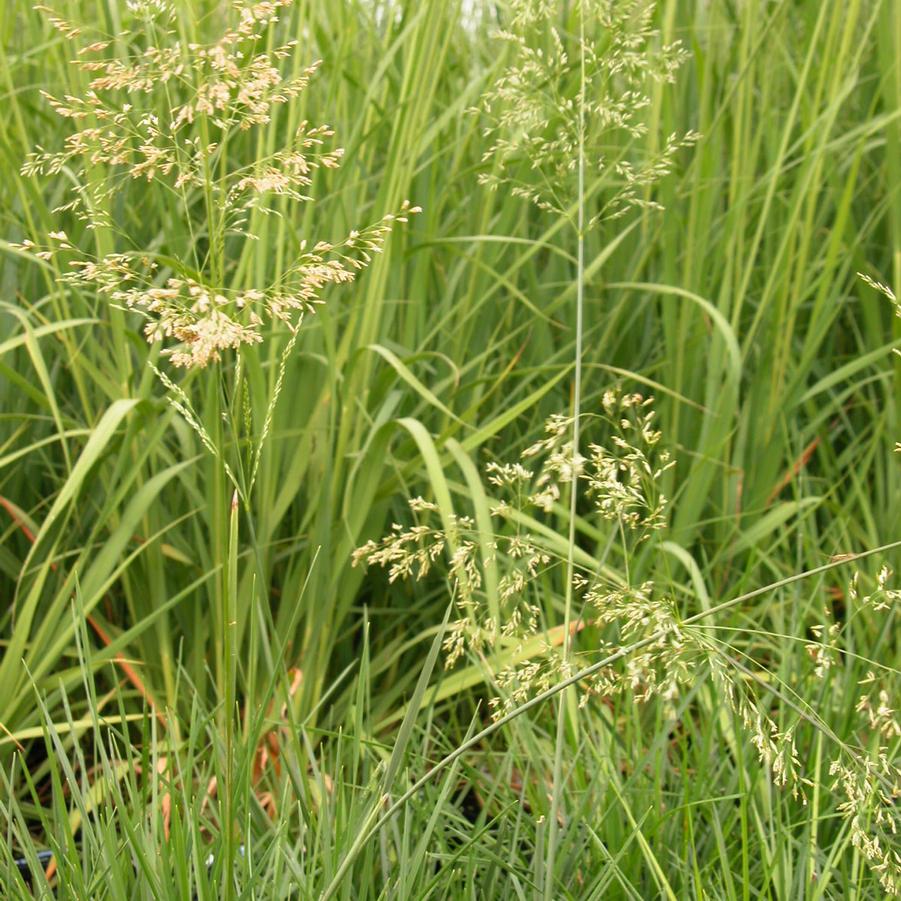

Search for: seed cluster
xmin=355 ymin=389 xmax=675 ymax=702
xmin=473 ymin=0 xmax=698 ymax=225
xmin=17 ymin=1 xmax=420 ymax=368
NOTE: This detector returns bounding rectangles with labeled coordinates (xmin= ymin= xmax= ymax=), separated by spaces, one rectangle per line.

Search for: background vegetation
xmin=0 ymin=0 xmax=898 ymax=897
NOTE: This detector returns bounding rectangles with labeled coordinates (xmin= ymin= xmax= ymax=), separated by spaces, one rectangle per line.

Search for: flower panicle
xmin=21 ymin=2 xmax=421 ymax=369
xmin=473 ymin=0 xmax=698 ymax=224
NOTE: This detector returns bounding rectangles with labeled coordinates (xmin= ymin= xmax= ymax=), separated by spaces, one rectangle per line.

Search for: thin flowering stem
xmin=248 ymin=327 xmax=298 ymax=494
xmin=546 ymin=0 xmax=586 ymax=889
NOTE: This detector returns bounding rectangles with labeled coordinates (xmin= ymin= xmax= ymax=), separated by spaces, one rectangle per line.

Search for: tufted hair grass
xmin=0 ymin=0 xmax=899 ymax=897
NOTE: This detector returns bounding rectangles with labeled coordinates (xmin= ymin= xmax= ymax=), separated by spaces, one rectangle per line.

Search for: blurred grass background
xmin=0 ymin=0 xmax=898 ymax=897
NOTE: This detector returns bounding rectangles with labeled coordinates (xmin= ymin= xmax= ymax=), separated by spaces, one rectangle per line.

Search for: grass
xmin=0 ymin=0 xmax=899 ymax=897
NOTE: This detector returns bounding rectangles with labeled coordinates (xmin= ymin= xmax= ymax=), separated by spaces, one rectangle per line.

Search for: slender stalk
xmin=546 ymin=3 xmax=586 ymax=891
xmin=222 ymin=488 xmax=239 ymax=901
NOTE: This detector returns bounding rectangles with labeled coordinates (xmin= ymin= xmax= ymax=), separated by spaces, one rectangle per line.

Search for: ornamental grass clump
xmin=353 ymin=3 xmax=901 ymax=894
xmin=12 ymin=5 xmax=420 ymax=890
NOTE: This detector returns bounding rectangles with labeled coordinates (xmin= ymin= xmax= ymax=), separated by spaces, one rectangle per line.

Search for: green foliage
xmin=0 ymin=0 xmax=899 ymax=897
